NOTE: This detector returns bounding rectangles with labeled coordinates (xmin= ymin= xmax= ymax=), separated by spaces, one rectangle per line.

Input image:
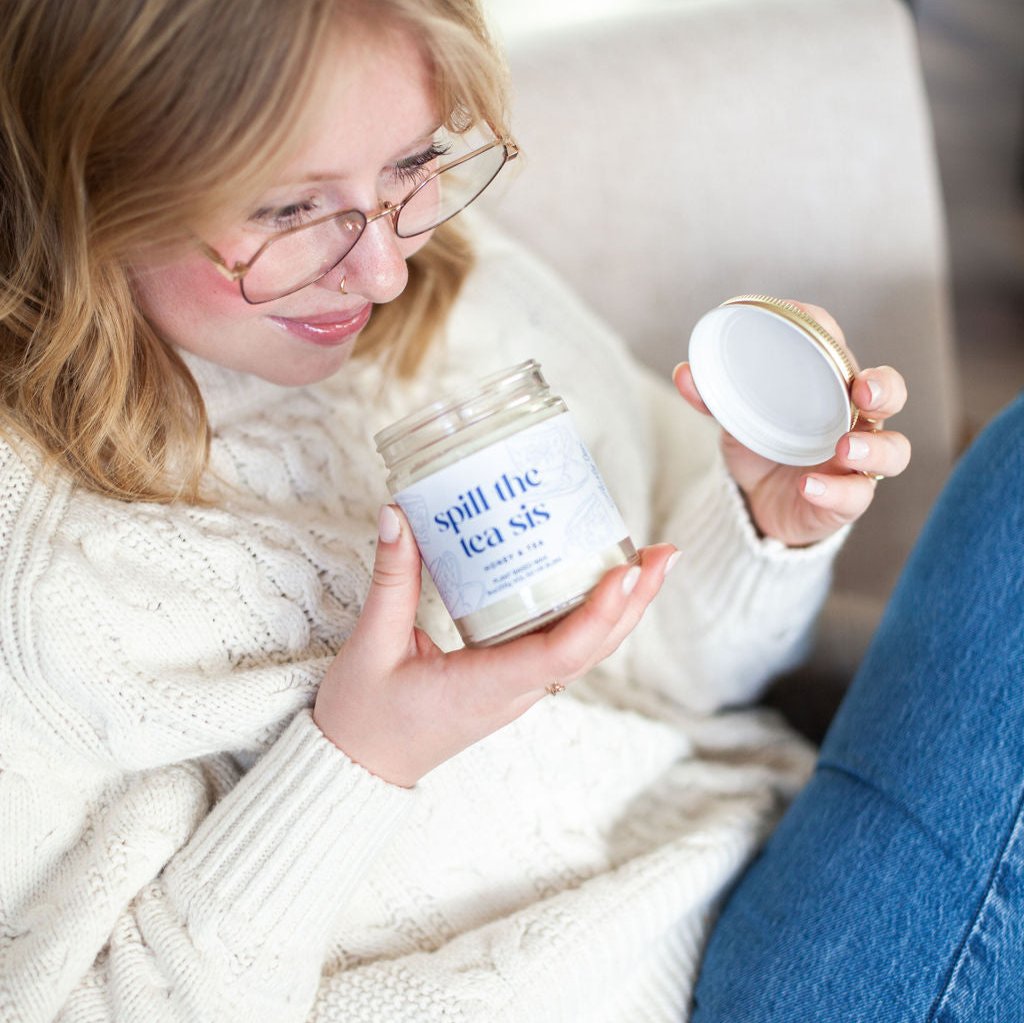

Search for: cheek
xmin=134 ymin=255 xmax=250 ymax=342
xmin=159 ymin=257 xmax=244 ymax=313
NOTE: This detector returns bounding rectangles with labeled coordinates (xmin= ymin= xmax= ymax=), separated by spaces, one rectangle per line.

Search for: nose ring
xmin=338 ymin=275 xmax=347 ymax=296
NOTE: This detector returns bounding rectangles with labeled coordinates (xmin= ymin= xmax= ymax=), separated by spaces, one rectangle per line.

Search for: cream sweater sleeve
xmin=617 ymin=365 xmax=846 ymax=713
xmin=446 ymin=219 xmax=845 ymax=714
xmin=0 ymin=449 xmax=415 ymax=1023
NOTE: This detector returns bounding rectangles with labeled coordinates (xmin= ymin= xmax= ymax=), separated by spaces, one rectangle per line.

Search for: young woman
xmin=4 ymin=1 xmax=979 ymax=1021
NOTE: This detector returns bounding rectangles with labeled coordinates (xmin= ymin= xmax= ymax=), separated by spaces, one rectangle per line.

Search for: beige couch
xmin=482 ymin=0 xmax=961 ymax=734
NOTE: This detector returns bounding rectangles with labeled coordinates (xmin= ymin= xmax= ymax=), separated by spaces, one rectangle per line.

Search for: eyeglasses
xmin=199 ymin=126 xmax=519 ymax=304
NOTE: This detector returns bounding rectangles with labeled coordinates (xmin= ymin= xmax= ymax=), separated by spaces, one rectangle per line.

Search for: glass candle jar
xmin=374 ymin=360 xmax=638 ymax=647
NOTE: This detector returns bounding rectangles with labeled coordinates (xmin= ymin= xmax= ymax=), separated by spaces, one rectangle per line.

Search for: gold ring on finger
xmin=858 ymin=470 xmax=886 ymax=482
xmin=545 ymin=682 xmax=566 ymax=696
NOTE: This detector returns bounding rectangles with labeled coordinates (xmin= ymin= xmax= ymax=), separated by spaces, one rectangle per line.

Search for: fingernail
xmin=622 ymin=565 xmax=641 ymax=596
xmin=672 ymin=361 xmax=686 ymax=381
xmin=867 ymin=379 xmax=883 ymax=408
xmin=803 ymin=477 xmax=827 ymax=497
xmin=664 ymin=551 xmax=682 ymax=577
xmin=378 ymin=504 xmax=401 ymax=543
xmin=847 ymin=435 xmax=869 ymax=461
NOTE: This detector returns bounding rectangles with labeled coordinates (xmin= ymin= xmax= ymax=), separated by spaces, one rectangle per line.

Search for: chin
xmin=254 ymin=343 xmax=356 ymax=387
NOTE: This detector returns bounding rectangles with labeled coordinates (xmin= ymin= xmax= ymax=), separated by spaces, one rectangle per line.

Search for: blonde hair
xmin=0 ymin=0 xmax=509 ymax=503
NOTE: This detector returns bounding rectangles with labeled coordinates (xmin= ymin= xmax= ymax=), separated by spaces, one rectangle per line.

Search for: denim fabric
xmin=692 ymin=392 xmax=1024 ymax=1022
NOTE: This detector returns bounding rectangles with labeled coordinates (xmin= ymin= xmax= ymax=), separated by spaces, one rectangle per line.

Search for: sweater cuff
xmin=670 ymin=452 xmax=848 ymax=626
xmin=164 ymin=708 xmax=414 ymax=959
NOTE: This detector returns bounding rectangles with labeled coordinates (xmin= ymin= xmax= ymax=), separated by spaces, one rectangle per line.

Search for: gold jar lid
xmin=688 ymin=294 xmax=860 ymax=466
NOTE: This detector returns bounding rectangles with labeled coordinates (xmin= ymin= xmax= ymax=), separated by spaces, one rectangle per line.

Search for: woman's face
xmin=131 ymin=28 xmax=437 ymax=387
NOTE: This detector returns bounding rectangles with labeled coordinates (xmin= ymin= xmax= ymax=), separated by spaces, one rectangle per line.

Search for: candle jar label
xmin=393 ymin=412 xmax=628 ymax=619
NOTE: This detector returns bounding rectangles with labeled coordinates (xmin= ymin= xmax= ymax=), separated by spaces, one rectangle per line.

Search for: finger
xmin=672 ymin=362 xmax=714 ymax=418
xmin=852 ymin=365 xmax=908 ymax=423
xmin=838 ymin=428 xmax=912 ymax=479
xmin=800 ymin=472 xmax=879 ymax=526
xmin=465 ymin=546 xmax=676 ymax=695
xmin=475 ymin=561 xmax=640 ymax=689
xmin=356 ymin=504 xmax=423 ymax=646
xmin=582 ymin=544 xmax=681 ymax=664
xmin=523 ymin=544 xmax=679 ymax=685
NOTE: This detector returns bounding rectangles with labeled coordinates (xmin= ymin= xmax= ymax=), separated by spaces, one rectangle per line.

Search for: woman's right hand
xmin=313 ymin=505 xmax=678 ymax=787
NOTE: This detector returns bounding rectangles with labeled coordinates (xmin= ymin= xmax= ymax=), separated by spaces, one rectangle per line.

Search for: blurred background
xmin=914 ymin=0 xmax=1024 ymax=438
xmin=486 ymin=0 xmax=1024 ymax=445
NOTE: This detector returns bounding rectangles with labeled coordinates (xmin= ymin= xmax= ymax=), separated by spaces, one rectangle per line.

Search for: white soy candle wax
xmin=374 ymin=360 xmax=638 ymax=647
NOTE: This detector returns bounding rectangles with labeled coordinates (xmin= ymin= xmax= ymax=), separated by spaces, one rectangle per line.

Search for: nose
xmin=318 ymin=210 xmax=411 ymax=305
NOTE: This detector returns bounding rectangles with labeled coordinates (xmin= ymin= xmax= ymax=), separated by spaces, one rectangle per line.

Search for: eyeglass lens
xmin=241 ymin=213 xmax=365 ymax=304
xmin=240 ymin=136 xmax=509 ymax=303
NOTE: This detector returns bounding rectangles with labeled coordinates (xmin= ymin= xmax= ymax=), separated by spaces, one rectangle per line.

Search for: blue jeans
xmin=692 ymin=393 xmax=1024 ymax=1022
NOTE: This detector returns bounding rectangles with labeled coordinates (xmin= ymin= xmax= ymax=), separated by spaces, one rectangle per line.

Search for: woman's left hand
xmin=673 ymin=301 xmax=911 ymax=548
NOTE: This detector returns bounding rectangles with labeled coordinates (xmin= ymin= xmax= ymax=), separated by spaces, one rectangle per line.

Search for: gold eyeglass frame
xmin=199 ymin=133 xmax=520 ymax=304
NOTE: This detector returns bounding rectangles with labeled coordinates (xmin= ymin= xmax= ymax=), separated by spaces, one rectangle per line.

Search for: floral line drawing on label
xmin=393 ymin=413 xmax=627 ymax=617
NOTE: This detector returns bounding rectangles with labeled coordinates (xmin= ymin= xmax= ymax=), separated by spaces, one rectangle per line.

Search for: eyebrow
xmin=280 ymin=125 xmax=443 ymax=188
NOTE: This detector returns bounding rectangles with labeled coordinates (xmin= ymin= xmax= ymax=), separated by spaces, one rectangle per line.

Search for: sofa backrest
xmin=482 ymin=0 xmax=960 ymax=637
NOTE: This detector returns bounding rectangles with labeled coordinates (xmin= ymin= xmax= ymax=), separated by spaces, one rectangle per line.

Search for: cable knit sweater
xmin=0 ymin=218 xmax=844 ymax=1022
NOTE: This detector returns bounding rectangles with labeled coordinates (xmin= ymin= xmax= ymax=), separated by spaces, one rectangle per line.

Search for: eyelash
xmin=250 ymin=139 xmax=455 ymax=229
xmin=251 ymin=198 xmax=322 ymax=231
xmin=391 ymin=140 xmax=452 ymax=185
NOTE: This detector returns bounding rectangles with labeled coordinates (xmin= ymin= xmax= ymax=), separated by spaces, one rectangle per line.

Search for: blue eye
xmin=250 ymin=197 xmax=322 ymax=230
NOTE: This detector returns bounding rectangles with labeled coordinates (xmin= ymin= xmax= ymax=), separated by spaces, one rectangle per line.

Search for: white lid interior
xmin=687 ymin=305 xmax=852 ymax=466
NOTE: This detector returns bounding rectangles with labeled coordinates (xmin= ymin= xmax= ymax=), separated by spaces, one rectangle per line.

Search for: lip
xmin=269 ymin=303 xmax=373 ymax=347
